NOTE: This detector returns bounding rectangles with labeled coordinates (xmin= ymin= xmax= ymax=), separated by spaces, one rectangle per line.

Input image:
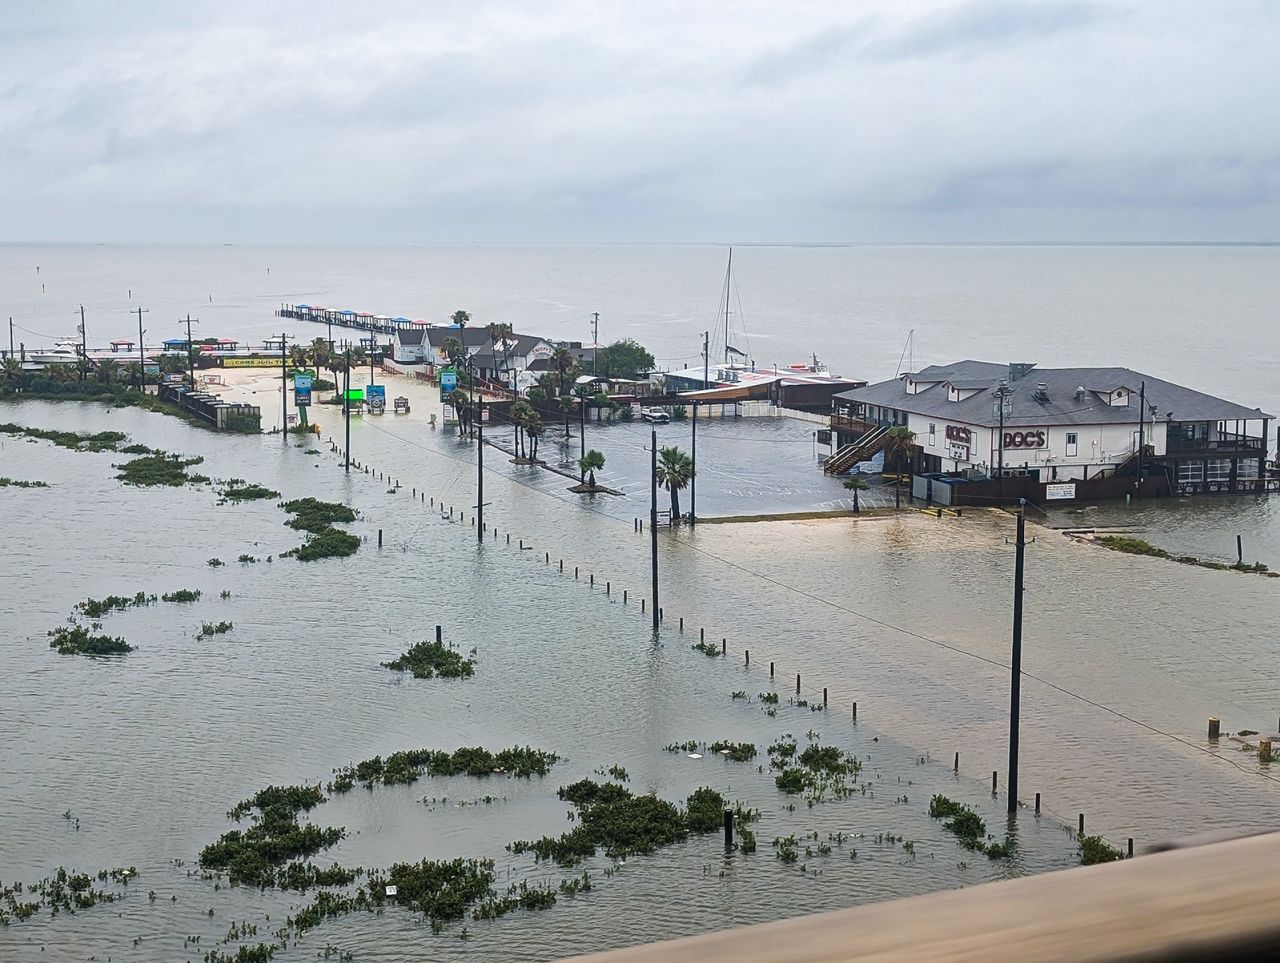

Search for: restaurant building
xmin=827 ymin=361 xmax=1274 ymax=499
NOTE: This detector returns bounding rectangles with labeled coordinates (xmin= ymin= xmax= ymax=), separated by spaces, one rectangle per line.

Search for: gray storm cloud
xmin=0 ymin=0 xmax=1276 ymax=242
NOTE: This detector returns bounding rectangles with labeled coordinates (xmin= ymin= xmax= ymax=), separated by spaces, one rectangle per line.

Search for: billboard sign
xmin=440 ymin=367 xmax=458 ymax=394
xmin=366 ymin=384 xmax=386 ymax=413
xmin=294 ymin=374 xmax=312 ymax=407
xmin=1045 ymin=482 xmax=1077 ymax=501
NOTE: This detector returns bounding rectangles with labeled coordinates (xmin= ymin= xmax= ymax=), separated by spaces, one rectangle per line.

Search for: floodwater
xmin=3 ymin=395 xmax=1279 ymax=962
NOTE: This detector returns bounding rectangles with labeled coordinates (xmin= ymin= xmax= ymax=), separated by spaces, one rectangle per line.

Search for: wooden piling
xmin=723 ymin=809 xmax=734 ymax=850
xmin=795 ymin=673 xmax=801 ymax=695
xmin=770 ymin=661 xmax=774 ymax=678
xmin=1127 ymin=837 xmax=1134 ymax=858
xmin=606 ymin=581 xmax=610 ymax=595
xmin=1260 ymin=739 xmax=1273 ymax=763
xmin=679 ymin=616 xmax=683 ymax=632
xmin=1208 ymin=717 xmax=1221 ymax=739
xmin=574 ymin=566 xmax=578 ymax=579
xmin=745 ymin=650 xmax=749 ymax=666
xmin=435 ymin=625 xmax=442 ymax=644
xmin=992 ymin=771 xmax=998 ymax=795
xmin=1079 ymin=813 xmax=1085 ymax=835
xmin=641 ymin=599 xmax=646 ymax=613
xmin=852 ymin=701 xmax=857 ymax=721
xmin=377 ymin=529 xmax=383 ymax=547
xmin=954 ymin=752 xmax=959 ymax=773
xmin=590 ymin=573 xmax=594 ymax=586
xmin=721 ymin=638 xmax=726 ymax=656
xmin=624 ymin=590 xmax=628 ymax=604
xmin=1035 ymin=792 xmax=1041 ymax=813
xmin=823 ymin=687 xmax=828 ymax=707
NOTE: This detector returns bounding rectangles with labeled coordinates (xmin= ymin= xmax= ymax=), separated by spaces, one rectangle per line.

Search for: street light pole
xmin=78 ymin=306 xmax=87 ymax=381
xmin=477 ymin=397 xmax=485 ymax=544
xmin=181 ymin=314 xmax=199 ymax=386
xmin=343 ymin=343 xmax=351 ymax=472
xmin=133 ymin=306 xmax=149 ymax=394
xmin=280 ymin=332 xmax=289 ymax=438
xmin=690 ymin=400 xmax=697 ymax=526
xmin=1007 ymin=501 xmax=1026 ymax=814
xmin=650 ymin=426 xmax=659 ymax=634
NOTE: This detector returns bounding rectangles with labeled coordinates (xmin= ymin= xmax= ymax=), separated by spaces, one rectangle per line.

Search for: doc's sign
xmin=1002 ymin=429 xmax=1047 ymax=450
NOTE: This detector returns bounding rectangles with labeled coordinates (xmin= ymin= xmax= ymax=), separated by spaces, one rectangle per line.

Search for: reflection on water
xmin=2 ymin=399 xmax=1278 ymax=962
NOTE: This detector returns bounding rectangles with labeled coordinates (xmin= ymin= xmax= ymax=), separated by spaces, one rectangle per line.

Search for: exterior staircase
xmin=1112 ymin=445 xmax=1152 ymax=477
xmin=824 ymin=424 xmax=890 ymax=475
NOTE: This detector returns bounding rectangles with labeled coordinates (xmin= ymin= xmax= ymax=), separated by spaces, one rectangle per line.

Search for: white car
xmin=641 ymin=407 xmax=670 ymax=424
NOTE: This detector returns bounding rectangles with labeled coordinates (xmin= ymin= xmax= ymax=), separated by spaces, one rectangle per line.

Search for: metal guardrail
xmin=560 ymin=830 xmax=1280 ymax=962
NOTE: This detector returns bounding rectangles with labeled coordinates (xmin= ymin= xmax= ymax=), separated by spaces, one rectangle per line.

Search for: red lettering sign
xmin=1002 ymin=430 xmax=1046 ymax=450
xmin=945 ymin=425 xmax=972 ymax=444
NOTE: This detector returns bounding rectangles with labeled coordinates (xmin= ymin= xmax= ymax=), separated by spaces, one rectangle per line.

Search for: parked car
xmin=641 ymin=407 xmax=670 ymax=424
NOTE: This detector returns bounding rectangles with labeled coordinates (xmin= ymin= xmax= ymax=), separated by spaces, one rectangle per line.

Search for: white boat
xmin=25 ymin=340 xmax=81 ymax=365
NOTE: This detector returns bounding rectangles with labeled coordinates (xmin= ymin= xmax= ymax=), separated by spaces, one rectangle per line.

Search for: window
xmin=1206 ymin=459 xmax=1232 ymax=482
xmin=1176 ymin=462 xmax=1203 ymax=483
xmin=928 ymin=423 xmax=937 ymax=447
xmin=1065 ymin=432 xmax=1078 ymax=458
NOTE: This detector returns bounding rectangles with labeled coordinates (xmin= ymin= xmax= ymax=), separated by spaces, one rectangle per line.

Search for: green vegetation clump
xmin=370 ymin=858 xmax=497 ymax=933
xmin=208 ymin=557 xmax=224 ymax=567
xmin=114 ymin=452 xmax=206 ymax=487
xmin=0 ymin=866 xmax=137 ymax=924
xmin=381 ymin=640 xmax=475 ymax=679
xmin=758 ymin=692 xmax=780 ymax=705
xmin=0 ymin=423 xmax=126 ymax=451
xmin=1095 ymin=535 xmax=1278 ymax=578
xmin=238 ymin=553 xmax=258 ymax=563
xmin=928 ymin=795 xmax=991 ymax=852
xmin=200 ymin=785 xmax=344 ymax=887
xmin=770 ymin=741 xmax=861 ymax=802
xmin=48 ymin=624 xmax=132 ymax=656
xmin=281 ymin=498 xmax=357 ymax=533
xmin=1079 ymin=834 xmax=1124 ymax=865
xmin=329 ymin=746 xmax=559 ymax=793
xmin=691 ymin=640 xmax=721 ymax=657
xmin=161 ymin=588 xmax=201 ymax=603
xmin=0 ymin=477 xmax=50 ymax=488
xmin=708 ymin=741 xmax=757 ymax=762
xmin=282 ymin=527 xmax=360 ymax=561
xmin=509 ymin=779 xmax=743 ymax=868
xmin=196 ymin=620 xmax=233 ymax=640
xmin=218 ymin=480 xmax=281 ymax=502
xmin=118 ymin=443 xmax=154 ymax=454
xmin=76 ymin=591 xmax=156 ymax=618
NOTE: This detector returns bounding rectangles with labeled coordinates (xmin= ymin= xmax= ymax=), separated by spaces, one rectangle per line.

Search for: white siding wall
xmin=911 ymin=412 xmax=1166 ymax=478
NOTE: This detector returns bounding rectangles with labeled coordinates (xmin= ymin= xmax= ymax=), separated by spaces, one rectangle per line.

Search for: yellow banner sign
xmin=223 ymin=357 xmax=283 ymax=368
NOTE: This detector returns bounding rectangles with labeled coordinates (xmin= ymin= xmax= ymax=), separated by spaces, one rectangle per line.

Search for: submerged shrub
xmin=48 ymin=624 xmax=133 ymax=656
xmin=114 ymin=452 xmax=206 ymax=487
xmin=0 ymin=477 xmax=51 ymax=488
xmin=329 ymin=746 xmax=559 ymax=793
xmin=708 ymin=741 xmax=757 ymax=762
xmin=0 ymin=423 xmax=126 ymax=451
xmin=381 ymin=640 xmax=475 ymax=679
xmin=200 ymin=784 xmax=343 ymax=888
xmin=161 ymin=588 xmax=201 ymax=603
xmin=1079 ymin=834 xmax=1124 ymax=865
xmin=282 ymin=527 xmax=360 ymax=562
xmin=76 ymin=592 xmax=155 ymax=618
xmin=281 ymin=498 xmax=357 ymax=533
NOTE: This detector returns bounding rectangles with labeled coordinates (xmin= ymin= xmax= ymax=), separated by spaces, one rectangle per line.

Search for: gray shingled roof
xmin=396 ymin=328 xmax=425 ymax=346
xmin=835 ymin=360 xmax=1271 ymax=427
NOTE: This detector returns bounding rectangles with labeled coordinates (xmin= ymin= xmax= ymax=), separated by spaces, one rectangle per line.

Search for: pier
xmin=277 ymin=303 xmax=430 ymax=336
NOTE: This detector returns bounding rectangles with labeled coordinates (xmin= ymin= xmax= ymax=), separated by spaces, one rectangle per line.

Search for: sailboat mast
xmin=723 ymin=247 xmax=733 ymax=366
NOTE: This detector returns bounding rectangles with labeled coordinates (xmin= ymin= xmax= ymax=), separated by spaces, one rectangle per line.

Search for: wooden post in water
xmin=623 ymin=590 xmax=628 ymax=604
xmin=377 ymin=529 xmax=383 ymax=548
xmin=745 ymin=650 xmax=749 ymax=666
xmin=1260 ymin=739 xmax=1273 ymax=763
xmin=992 ymin=771 xmax=998 ymax=795
xmin=954 ymin=752 xmax=959 ymax=773
xmin=1079 ymin=813 xmax=1085 ymax=835
xmin=1237 ymin=534 xmax=1244 ymax=564
xmin=852 ymin=701 xmax=857 ymax=721
xmin=721 ymin=639 xmax=726 ymax=656
xmin=435 ymin=625 xmax=442 ymax=644
xmin=823 ymin=687 xmax=828 ymax=707
xmin=1128 ymin=838 xmax=1134 ymax=858
xmin=1035 ymin=792 xmax=1041 ymax=813
xmin=723 ymin=809 xmax=733 ymax=850
xmin=770 ymin=661 xmax=774 ymax=678
xmin=795 ymin=673 xmax=801 ymax=695
xmin=1208 ymin=717 xmax=1221 ymax=739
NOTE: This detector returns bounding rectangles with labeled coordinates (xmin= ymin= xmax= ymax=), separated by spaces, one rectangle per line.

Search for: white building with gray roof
xmin=828 ymin=361 xmax=1273 ymax=497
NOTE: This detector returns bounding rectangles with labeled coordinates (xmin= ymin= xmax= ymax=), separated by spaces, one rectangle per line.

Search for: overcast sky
xmin=2 ymin=0 xmax=1277 ymax=243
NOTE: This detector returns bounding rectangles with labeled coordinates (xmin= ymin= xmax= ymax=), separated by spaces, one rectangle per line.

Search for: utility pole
xmin=280 ymin=332 xmax=289 ymax=437
xmin=592 ymin=312 xmax=600 ymax=376
xmin=77 ymin=306 xmax=87 ymax=381
xmin=343 ymin=343 xmax=351 ymax=472
xmin=579 ymin=391 xmax=586 ymax=478
xmin=134 ymin=306 xmax=149 ymax=394
xmin=1007 ymin=500 xmax=1026 ymax=815
xmin=1135 ymin=381 xmax=1146 ymax=497
xmin=8 ymin=317 xmax=13 ymax=359
xmin=993 ymin=379 xmax=1012 ymax=496
xmin=369 ymin=337 xmax=376 ymax=388
xmin=702 ymin=331 xmax=710 ymax=389
xmin=650 ymin=426 xmax=659 ymax=634
xmin=476 ymin=396 xmax=485 ymax=544
xmin=690 ymin=401 xmax=698 ymax=526
xmin=180 ymin=314 xmax=199 ymax=386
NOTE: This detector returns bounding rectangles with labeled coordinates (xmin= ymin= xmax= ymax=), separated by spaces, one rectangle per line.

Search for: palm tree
xmin=882 ymin=426 xmax=917 ymax=481
xmin=441 ymin=337 xmax=467 ymax=371
xmin=843 ymin=477 xmax=868 ymax=513
xmin=510 ymin=399 xmax=536 ymax=459
xmin=579 ymin=449 xmax=605 ymax=487
xmin=526 ymin=413 xmax=543 ymax=462
xmin=1 ymin=356 xmax=23 ymax=385
xmin=451 ymin=309 xmax=472 ymax=327
xmin=656 ymin=446 xmax=694 ymax=524
xmin=551 ymin=345 xmax=577 ymax=398
xmin=97 ymin=358 xmax=120 ymax=384
xmin=487 ymin=322 xmax=515 ymax=394
xmin=289 ymin=344 xmax=310 ymax=371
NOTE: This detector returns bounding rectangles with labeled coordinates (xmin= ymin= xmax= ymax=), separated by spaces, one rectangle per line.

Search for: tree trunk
xmin=853 ymin=489 xmax=860 ymax=513
xmin=670 ymin=487 xmax=681 ymax=525
xmin=588 ymin=470 xmax=596 ymax=487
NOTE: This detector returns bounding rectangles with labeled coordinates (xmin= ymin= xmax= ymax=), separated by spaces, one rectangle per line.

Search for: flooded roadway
xmin=2 ymin=396 xmax=1278 ymax=962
